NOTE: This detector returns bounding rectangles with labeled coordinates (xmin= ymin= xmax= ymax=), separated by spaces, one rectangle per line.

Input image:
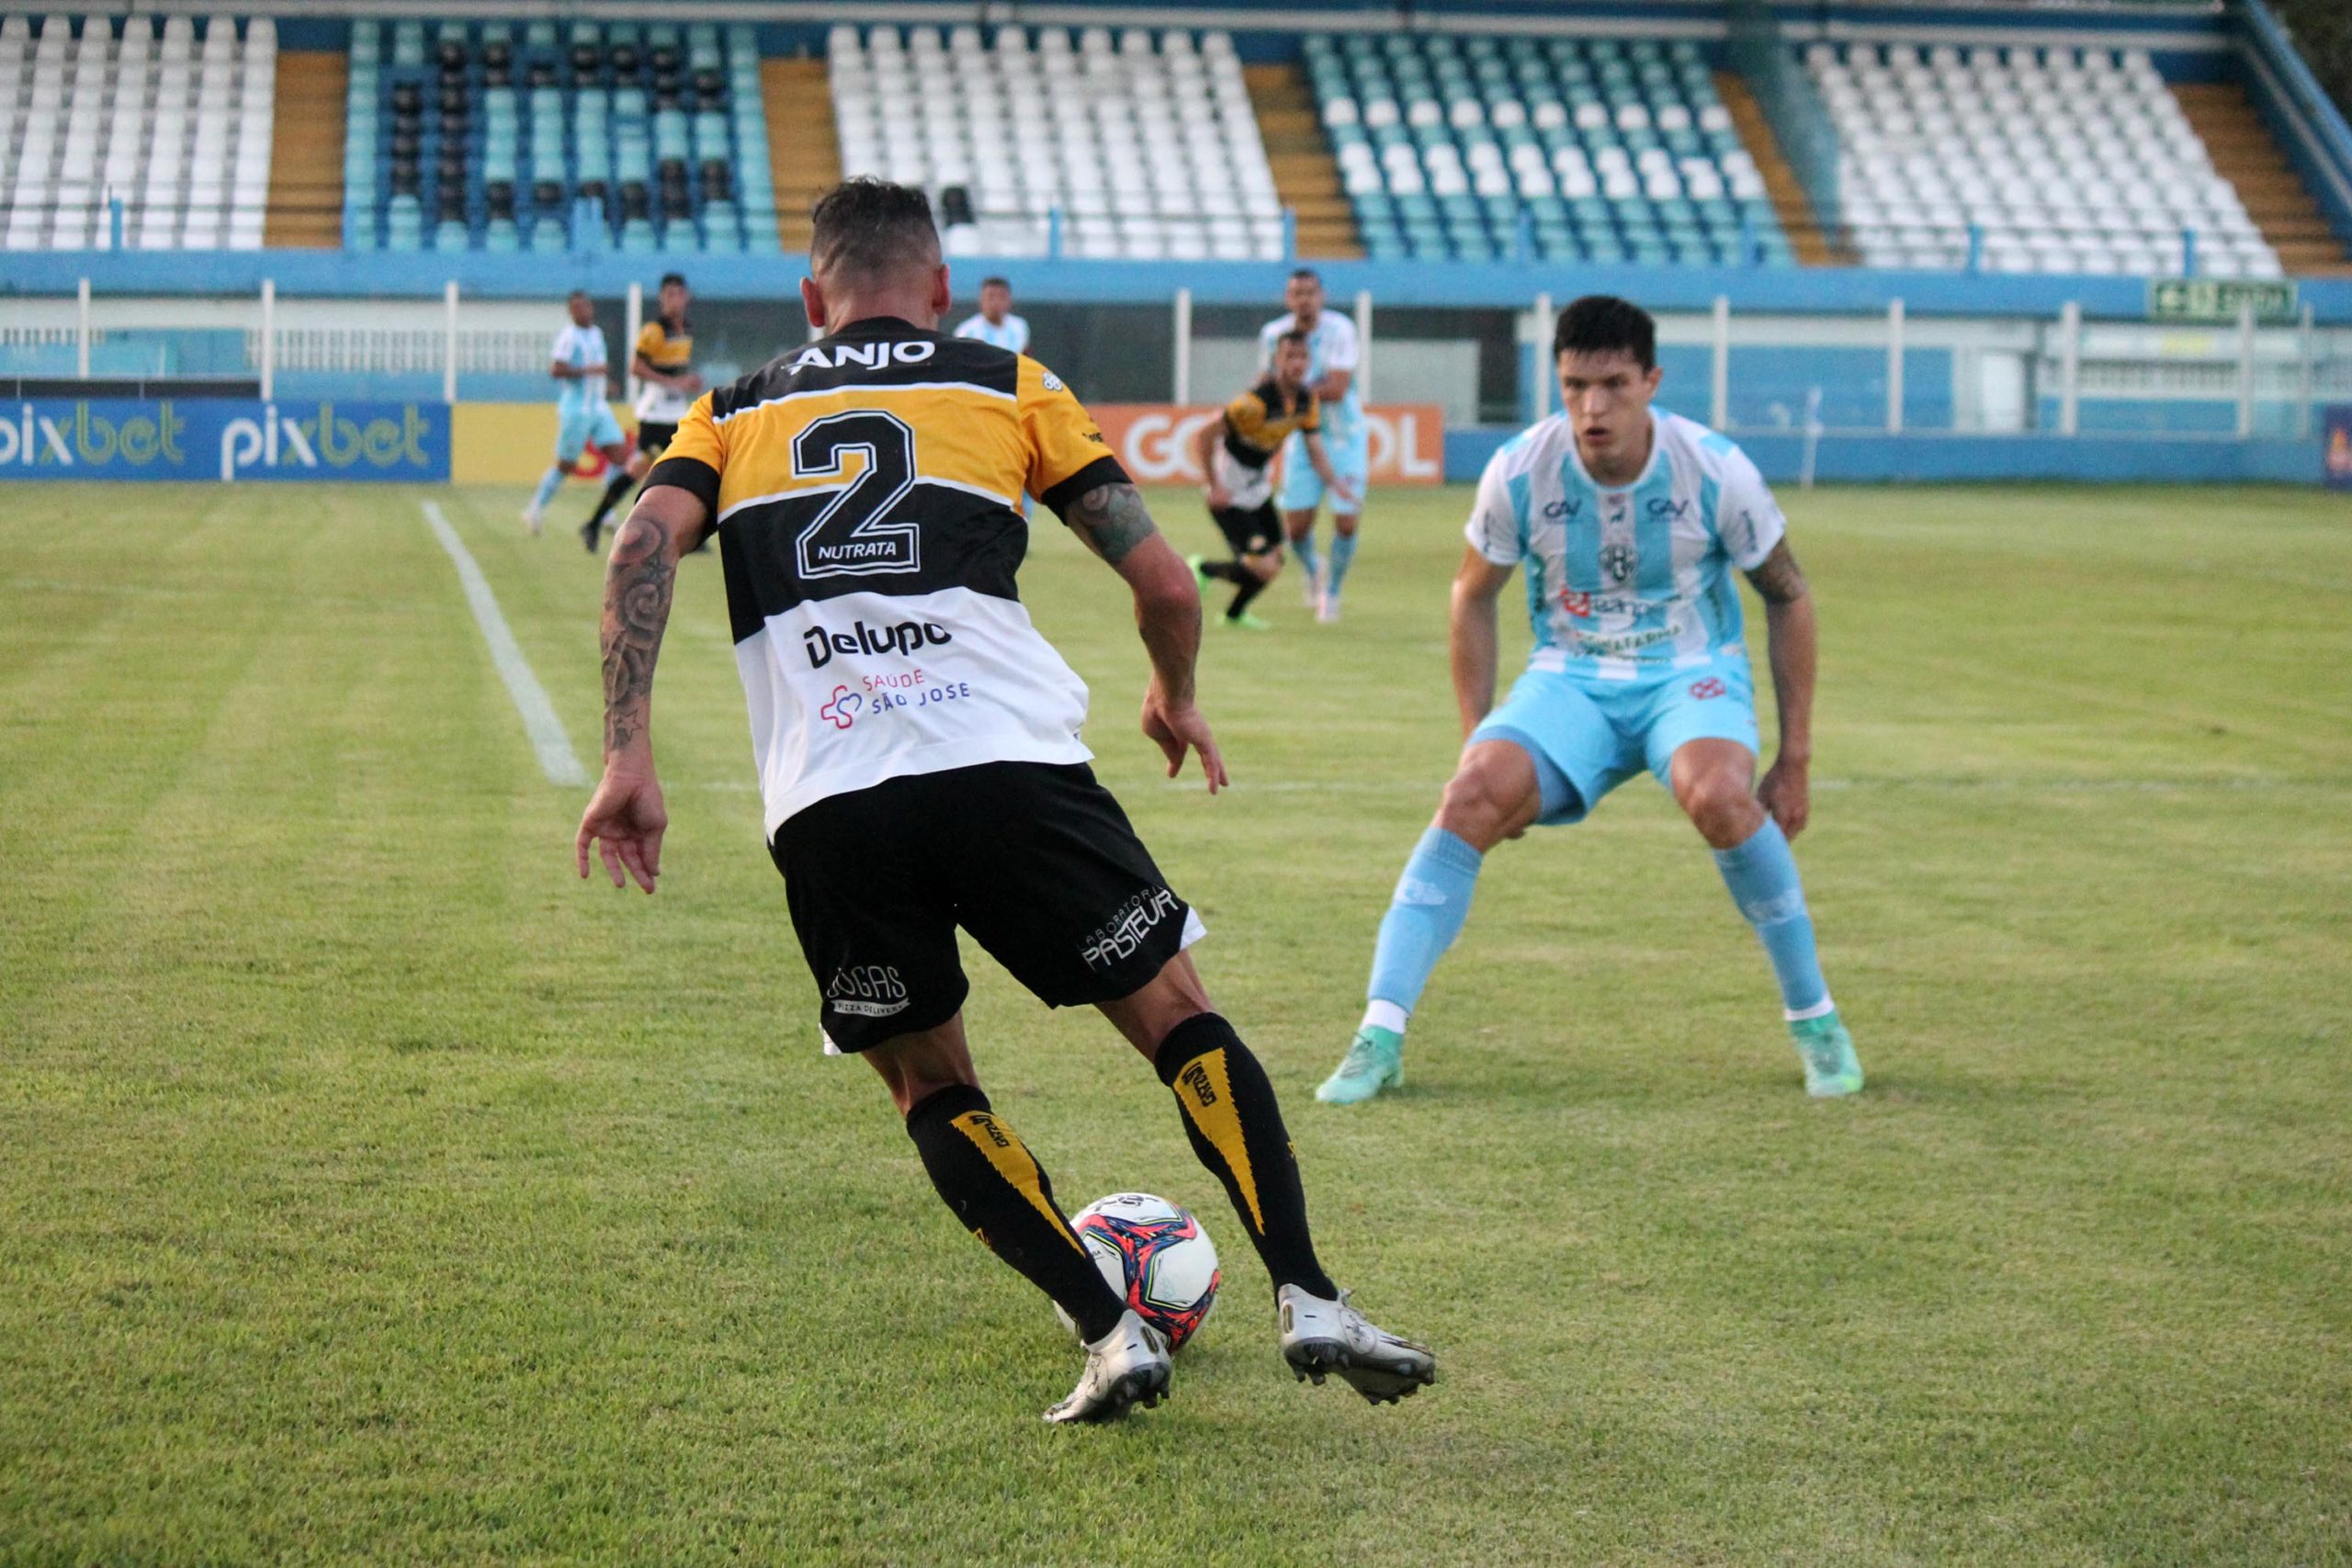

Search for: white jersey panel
xmin=550 ymin=323 xmax=608 ymax=415
xmin=736 ymin=586 xmax=1093 ymax=838
xmin=955 ymin=312 xmax=1031 ymax=355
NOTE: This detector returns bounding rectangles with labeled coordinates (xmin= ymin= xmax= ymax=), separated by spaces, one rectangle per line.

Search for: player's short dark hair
xmin=1274 ymin=329 xmax=1310 ymax=352
xmin=808 ymin=177 xmax=941 ymax=282
xmin=1554 ymin=295 xmax=1656 ymax=371
xmin=979 ymin=276 xmax=1011 ymax=291
xmin=567 ymin=288 xmax=588 ymax=301
xmin=659 ymin=272 xmax=686 ymax=289
xmin=1288 ymin=267 xmax=1321 ymax=286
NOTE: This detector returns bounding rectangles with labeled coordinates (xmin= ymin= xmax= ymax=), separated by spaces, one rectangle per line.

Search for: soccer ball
xmin=1054 ymin=1192 xmax=1221 ymax=1351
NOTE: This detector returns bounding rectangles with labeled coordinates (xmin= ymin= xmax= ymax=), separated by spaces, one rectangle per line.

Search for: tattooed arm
xmin=1061 ymin=479 xmax=1227 ymax=794
xmin=1744 ymin=538 xmax=1817 ymax=840
xmin=575 ymin=484 xmax=709 ymax=891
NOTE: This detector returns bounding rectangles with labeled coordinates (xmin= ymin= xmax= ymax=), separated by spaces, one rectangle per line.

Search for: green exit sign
xmin=2146 ymin=278 xmax=2301 ymax=323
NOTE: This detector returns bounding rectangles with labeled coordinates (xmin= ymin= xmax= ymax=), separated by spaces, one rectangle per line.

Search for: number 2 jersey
xmin=1464 ymin=408 xmax=1787 ymax=681
xmin=648 ymin=315 xmax=1129 ymax=838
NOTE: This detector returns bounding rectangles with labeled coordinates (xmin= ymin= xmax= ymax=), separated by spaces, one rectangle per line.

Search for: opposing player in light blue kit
xmin=1317 ymin=296 xmax=1863 ymax=1104
xmin=522 ymin=291 xmax=640 ymax=536
xmin=1260 ymin=269 xmax=1367 ymax=623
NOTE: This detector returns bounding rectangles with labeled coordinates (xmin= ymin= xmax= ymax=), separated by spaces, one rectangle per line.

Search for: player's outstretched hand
xmin=575 ymin=762 xmax=668 ymax=893
xmin=1141 ymin=689 xmax=1228 ymax=795
xmin=1758 ymin=755 xmax=1810 ymax=841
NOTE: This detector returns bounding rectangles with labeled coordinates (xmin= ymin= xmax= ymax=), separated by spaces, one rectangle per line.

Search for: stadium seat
xmin=1302 ymin=32 xmax=1791 ymax=266
xmin=1806 ymin=39 xmax=2273 ymax=276
xmin=831 ymin=25 xmax=1283 ymax=260
xmin=343 ymin=17 xmax=775 ymax=251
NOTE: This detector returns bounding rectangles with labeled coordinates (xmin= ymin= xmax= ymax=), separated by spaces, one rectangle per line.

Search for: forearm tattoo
xmin=1745 ymin=539 xmax=1810 ymax=604
xmin=600 ymin=512 xmax=674 ymax=753
xmin=1064 ymin=480 xmax=1159 ymax=565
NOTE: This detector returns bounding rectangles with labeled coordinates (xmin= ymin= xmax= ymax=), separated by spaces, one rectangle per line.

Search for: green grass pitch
xmin=3 ymin=479 xmax=2348 ymax=1565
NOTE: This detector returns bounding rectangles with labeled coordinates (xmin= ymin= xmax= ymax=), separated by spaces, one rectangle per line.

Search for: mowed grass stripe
xmin=1 ymin=481 xmax=2346 ymax=1565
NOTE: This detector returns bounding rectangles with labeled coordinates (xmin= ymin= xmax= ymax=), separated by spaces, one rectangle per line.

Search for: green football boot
xmin=1791 ymin=1012 xmax=1863 ymax=1098
xmin=1317 ymin=1026 xmax=1404 ymax=1105
xmin=1219 ymin=611 xmax=1272 ymax=631
xmin=1186 ymin=553 xmax=1213 ymax=593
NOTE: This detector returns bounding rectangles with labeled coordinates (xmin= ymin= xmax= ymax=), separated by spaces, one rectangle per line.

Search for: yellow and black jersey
xmin=1220 ymin=378 xmax=1319 ymax=470
xmin=648 ymin=314 xmax=1129 ymax=834
xmin=632 ymin=316 xmax=696 ymax=423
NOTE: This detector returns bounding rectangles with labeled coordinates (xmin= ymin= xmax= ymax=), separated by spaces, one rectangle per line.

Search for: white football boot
xmin=1278 ymin=1284 xmax=1437 ymax=1404
xmin=521 ymin=501 xmax=545 ymax=536
xmin=1299 ymin=557 xmax=1324 ymax=609
xmin=1044 ymin=1310 xmax=1171 ymax=1425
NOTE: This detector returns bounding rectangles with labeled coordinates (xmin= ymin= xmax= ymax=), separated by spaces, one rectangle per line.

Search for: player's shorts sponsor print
xmin=769 ymin=761 xmax=1197 ymax=1054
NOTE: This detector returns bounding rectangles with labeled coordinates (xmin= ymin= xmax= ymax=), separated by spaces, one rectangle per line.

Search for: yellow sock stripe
xmin=951 ymin=1111 xmax=1088 ymax=1258
xmin=1171 ymin=1047 xmax=1264 ymax=1235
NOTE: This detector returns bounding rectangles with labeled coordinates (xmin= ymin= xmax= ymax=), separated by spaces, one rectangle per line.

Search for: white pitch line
xmin=420 ymin=500 xmax=588 ymax=788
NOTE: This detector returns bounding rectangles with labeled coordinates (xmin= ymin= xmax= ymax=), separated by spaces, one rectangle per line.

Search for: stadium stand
xmin=1812 ymin=40 xmax=2280 ymax=278
xmin=342 ymin=17 xmax=778 ymax=254
xmin=1308 ymin=31 xmax=1793 ymax=266
xmin=828 ymin=24 xmax=1287 ymax=261
xmin=0 ymin=13 xmax=275 ymax=251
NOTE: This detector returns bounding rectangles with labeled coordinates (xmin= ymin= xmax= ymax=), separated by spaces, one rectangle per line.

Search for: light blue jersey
xmin=954 ymin=311 xmax=1030 ymax=354
xmin=1258 ymin=309 xmax=1362 ymax=443
xmin=550 ymin=322 xmax=609 ymax=417
xmin=1465 ymin=409 xmax=1785 ymax=681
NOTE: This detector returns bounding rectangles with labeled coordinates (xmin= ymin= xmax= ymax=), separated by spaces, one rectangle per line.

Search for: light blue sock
xmin=1292 ymin=526 xmax=1320 ymax=584
xmin=529 ymin=464 xmax=566 ymax=513
xmin=1366 ymin=827 xmax=1485 ymax=1019
xmin=1325 ymin=529 xmax=1359 ymax=598
xmin=1712 ymin=819 xmax=1832 ymax=1018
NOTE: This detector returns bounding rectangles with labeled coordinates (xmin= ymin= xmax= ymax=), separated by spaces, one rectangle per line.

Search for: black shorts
xmin=636 ymin=421 xmax=679 ymax=456
xmin=1213 ymin=501 xmax=1282 ymax=558
xmin=767 ymin=761 xmax=1195 ymax=1053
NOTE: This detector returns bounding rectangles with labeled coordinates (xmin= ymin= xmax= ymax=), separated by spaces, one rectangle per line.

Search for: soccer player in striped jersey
xmin=1317 ymin=296 xmax=1864 ymax=1105
xmin=573 ymin=179 xmax=1433 ymax=1424
xmin=953 ymin=276 xmax=1029 ymax=354
xmin=522 ymin=291 xmax=642 ymax=536
xmin=1260 ymin=270 xmax=1368 ymax=623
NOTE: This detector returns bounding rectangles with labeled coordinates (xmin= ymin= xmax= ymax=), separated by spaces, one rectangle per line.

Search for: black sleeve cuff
xmin=643 ymin=455 xmax=720 ymax=516
xmin=1039 ymin=455 xmax=1132 ymax=521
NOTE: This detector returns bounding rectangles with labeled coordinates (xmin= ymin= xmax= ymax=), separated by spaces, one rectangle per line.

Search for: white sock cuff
xmin=1784 ymin=997 xmax=1838 ymax=1022
xmin=1362 ymin=999 xmax=1409 ymax=1035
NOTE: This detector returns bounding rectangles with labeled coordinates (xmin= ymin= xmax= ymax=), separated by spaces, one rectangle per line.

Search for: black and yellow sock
xmin=1225 ymin=574 xmax=1269 ymax=620
xmin=1156 ymin=1014 xmax=1340 ymax=1298
xmin=586 ymin=469 xmax=637 ymax=530
xmin=904 ymin=1084 xmax=1126 ymax=1342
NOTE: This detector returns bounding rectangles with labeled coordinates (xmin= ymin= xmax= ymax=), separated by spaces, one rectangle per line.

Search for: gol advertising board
xmin=2328 ymin=406 xmax=2352 ymax=493
xmin=1090 ymin=403 xmax=1446 ymax=487
xmin=0 ymin=400 xmax=448 ymax=482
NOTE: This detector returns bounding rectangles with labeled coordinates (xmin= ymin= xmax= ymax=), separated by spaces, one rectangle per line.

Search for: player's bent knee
xmin=1098 ymin=953 xmax=1215 ymax=1063
xmin=1676 ymin=773 xmax=1763 ymax=848
xmin=1435 ymin=750 xmax=1539 ymax=850
xmin=867 ymin=1022 xmax=980 ymax=1117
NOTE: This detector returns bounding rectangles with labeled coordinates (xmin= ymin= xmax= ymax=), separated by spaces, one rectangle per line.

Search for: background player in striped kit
xmin=522 ymin=291 xmax=644 ymax=536
xmin=1260 ymin=270 xmax=1368 ymax=623
xmin=1317 ymin=296 xmax=1864 ymax=1106
xmin=953 ymin=276 xmax=1030 ymax=354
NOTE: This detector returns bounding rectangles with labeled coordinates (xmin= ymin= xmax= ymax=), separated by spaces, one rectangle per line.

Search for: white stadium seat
xmin=838 ymin=24 xmax=1287 ymax=260
xmin=1808 ymin=38 xmax=2276 ymax=276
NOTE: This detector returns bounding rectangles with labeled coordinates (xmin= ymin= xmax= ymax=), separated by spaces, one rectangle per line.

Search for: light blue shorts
xmin=1278 ymin=423 xmax=1369 ymax=514
xmin=556 ymin=401 xmax=626 ymax=462
xmin=1470 ymin=656 xmax=1760 ymax=826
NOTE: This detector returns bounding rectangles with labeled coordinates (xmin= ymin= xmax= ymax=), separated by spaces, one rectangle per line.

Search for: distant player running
xmin=581 ymin=271 xmax=702 ymax=552
xmin=1185 ymin=331 xmax=1356 ymax=630
xmin=1317 ymin=296 xmax=1863 ymax=1105
xmin=524 ymin=291 xmax=646 ymax=536
xmin=574 ymin=179 xmax=1433 ymax=1424
xmin=1260 ymin=269 xmax=1366 ymax=623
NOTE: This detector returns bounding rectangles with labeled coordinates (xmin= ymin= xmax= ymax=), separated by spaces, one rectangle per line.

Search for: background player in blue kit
xmin=1259 ymin=269 xmax=1367 ymax=623
xmin=1318 ymin=296 xmax=1864 ymax=1105
xmin=522 ymin=291 xmax=642 ymax=536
